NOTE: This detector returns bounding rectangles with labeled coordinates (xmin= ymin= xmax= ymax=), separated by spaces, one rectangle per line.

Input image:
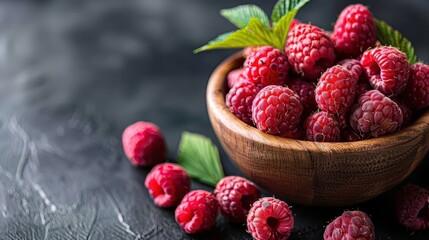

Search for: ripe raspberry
xmin=332 ymin=4 xmax=376 ymax=57
xmin=214 ymin=176 xmax=260 ymax=222
xmin=361 ymin=46 xmax=410 ymax=96
xmin=286 ymin=23 xmax=336 ymax=80
xmin=175 ymin=190 xmax=219 ymax=234
xmin=247 ymin=197 xmax=294 ymax=240
xmin=122 ymin=121 xmax=167 ymax=167
xmin=244 ymin=46 xmax=289 ymax=87
xmin=356 ymin=82 xmax=372 ymax=97
xmin=304 ymin=112 xmax=340 ymax=142
xmin=337 ymin=113 xmax=348 ymax=130
xmin=337 ymin=58 xmax=362 ymax=81
xmin=289 ymin=19 xmax=301 ymax=30
xmin=252 ymin=85 xmax=303 ymax=135
xmin=350 ymin=90 xmax=403 ymax=137
xmin=227 ymin=68 xmax=245 ymax=89
xmin=288 ymin=76 xmax=317 ymax=116
xmin=243 ymin=46 xmax=265 ymax=58
xmin=281 ymin=127 xmax=306 ymax=140
xmin=324 ymin=210 xmax=375 ymax=240
xmin=226 ymin=80 xmax=261 ymax=125
xmin=315 ymin=65 xmax=356 ymax=115
xmin=392 ymin=98 xmax=413 ymax=128
xmin=144 ymin=163 xmax=190 ymax=208
xmin=403 ymin=63 xmax=429 ymax=109
xmin=395 ymin=184 xmax=429 ymax=230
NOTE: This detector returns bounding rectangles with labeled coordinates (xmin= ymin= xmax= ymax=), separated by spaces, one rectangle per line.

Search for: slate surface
xmin=0 ymin=0 xmax=428 ymax=239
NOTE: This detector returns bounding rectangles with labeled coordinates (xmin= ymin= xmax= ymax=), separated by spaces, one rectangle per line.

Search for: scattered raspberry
xmin=286 ymin=23 xmax=336 ymax=80
xmin=337 ymin=59 xmax=362 ymax=81
xmin=315 ymin=65 xmax=356 ymax=115
xmin=214 ymin=176 xmax=260 ymax=222
xmin=122 ymin=121 xmax=167 ymax=167
xmin=244 ymin=46 xmax=289 ymax=87
xmin=252 ymin=85 xmax=303 ymax=135
xmin=175 ymin=190 xmax=219 ymax=234
xmin=247 ymin=197 xmax=294 ymax=240
xmin=403 ymin=63 xmax=429 ymax=109
xmin=332 ymin=4 xmax=376 ymax=58
xmin=304 ymin=112 xmax=340 ymax=142
xmin=227 ymin=68 xmax=245 ymax=89
xmin=350 ymin=90 xmax=403 ymax=137
xmin=361 ymin=46 xmax=410 ymax=96
xmin=395 ymin=184 xmax=429 ymax=231
xmin=356 ymin=82 xmax=372 ymax=97
xmin=226 ymin=80 xmax=261 ymax=125
xmin=324 ymin=210 xmax=375 ymax=240
xmin=288 ymin=76 xmax=317 ymax=116
xmin=144 ymin=163 xmax=190 ymax=208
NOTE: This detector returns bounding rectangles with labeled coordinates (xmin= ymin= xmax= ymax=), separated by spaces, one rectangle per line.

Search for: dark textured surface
xmin=0 ymin=0 xmax=428 ymax=239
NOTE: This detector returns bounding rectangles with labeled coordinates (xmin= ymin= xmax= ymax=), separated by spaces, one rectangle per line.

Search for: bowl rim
xmin=207 ymin=51 xmax=429 ymax=153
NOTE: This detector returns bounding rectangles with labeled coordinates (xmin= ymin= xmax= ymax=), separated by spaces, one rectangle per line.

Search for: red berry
xmin=289 ymin=19 xmax=301 ymax=30
xmin=252 ymin=85 xmax=303 ymax=135
xmin=395 ymin=184 xmax=429 ymax=230
xmin=247 ymin=197 xmax=294 ymax=240
xmin=288 ymin=76 xmax=317 ymax=116
xmin=305 ymin=112 xmax=340 ymax=142
xmin=244 ymin=46 xmax=289 ymax=87
xmin=227 ymin=68 xmax=245 ymax=89
xmin=392 ymin=98 xmax=413 ymax=128
xmin=337 ymin=113 xmax=348 ymax=130
xmin=175 ymin=190 xmax=219 ymax=234
xmin=361 ymin=46 xmax=410 ymax=96
xmin=214 ymin=176 xmax=260 ymax=222
xmin=280 ymin=127 xmax=306 ymax=140
xmin=337 ymin=58 xmax=362 ymax=80
xmin=350 ymin=90 xmax=403 ymax=137
xmin=226 ymin=80 xmax=261 ymax=125
xmin=403 ymin=63 xmax=429 ymax=109
xmin=286 ymin=23 xmax=336 ymax=81
xmin=324 ymin=210 xmax=375 ymax=240
xmin=122 ymin=121 xmax=167 ymax=167
xmin=315 ymin=65 xmax=356 ymax=115
xmin=243 ymin=46 xmax=265 ymax=58
xmin=332 ymin=4 xmax=376 ymax=57
xmin=356 ymin=82 xmax=372 ymax=97
xmin=144 ymin=163 xmax=190 ymax=208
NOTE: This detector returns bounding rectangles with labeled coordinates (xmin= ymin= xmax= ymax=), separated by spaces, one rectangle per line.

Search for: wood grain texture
xmin=206 ymin=52 xmax=429 ymax=206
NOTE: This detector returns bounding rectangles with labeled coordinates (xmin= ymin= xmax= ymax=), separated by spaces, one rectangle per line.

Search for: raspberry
xmin=247 ymin=197 xmax=294 ymax=240
xmin=392 ymin=98 xmax=413 ymax=128
xmin=227 ymin=68 xmax=245 ymax=89
xmin=244 ymin=46 xmax=289 ymax=87
xmin=289 ymin=19 xmax=301 ymax=30
xmin=337 ymin=113 xmax=348 ymax=130
xmin=324 ymin=210 xmax=375 ymax=240
xmin=361 ymin=46 xmax=410 ymax=96
xmin=350 ymin=90 xmax=403 ymax=137
xmin=226 ymin=80 xmax=261 ymax=125
xmin=356 ymin=82 xmax=372 ymax=97
xmin=304 ymin=112 xmax=340 ymax=142
xmin=332 ymin=4 xmax=376 ymax=57
xmin=288 ymin=76 xmax=317 ymax=116
xmin=281 ymin=127 xmax=306 ymax=140
xmin=175 ymin=190 xmax=219 ymax=234
xmin=403 ymin=63 xmax=429 ymax=109
xmin=395 ymin=184 xmax=429 ymax=230
xmin=243 ymin=46 xmax=265 ymax=58
xmin=122 ymin=121 xmax=167 ymax=167
xmin=337 ymin=59 xmax=362 ymax=80
xmin=144 ymin=163 xmax=190 ymax=208
xmin=252 ymin=85 xmax=303 ymax=135
xmin=315 ymin=65 xmax=356 ymax=115
xmin=286 ymin=23 xmax=336 ymax=80
xmin=341 ymin=127 xmax=365 ymax=142
xmin=214 ymin=176 xmax=260 ymax=222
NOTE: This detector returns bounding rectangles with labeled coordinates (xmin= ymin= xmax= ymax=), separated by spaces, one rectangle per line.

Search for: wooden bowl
xmin=206 ymin=52 xmax=429 ymax=206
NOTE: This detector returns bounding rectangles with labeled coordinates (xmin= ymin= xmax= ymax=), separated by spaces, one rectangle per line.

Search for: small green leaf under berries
xmin=375 ymin=19 xmax=417 ymax=64
xmin=273 ymin=8 xmax=298 ymax=50
xmin=194 ymin=18 xmax=281 ymax=53
xmin=220 ymin=5 xmax=270 ymax=29
xmin=177 ymin=132 xmax=225 ymax=186
xmin=271 ymin=0 xmax=310 ymax=24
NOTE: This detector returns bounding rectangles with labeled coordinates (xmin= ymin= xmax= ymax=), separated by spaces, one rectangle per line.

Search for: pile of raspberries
xmin=226 ymin=4 xmax=429 ymax=142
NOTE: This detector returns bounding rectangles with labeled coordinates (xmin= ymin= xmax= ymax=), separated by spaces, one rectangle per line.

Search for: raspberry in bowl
xmin=206 ymin=52 xmax=429 ymax=206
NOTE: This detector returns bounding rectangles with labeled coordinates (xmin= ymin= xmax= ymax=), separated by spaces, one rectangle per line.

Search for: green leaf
xmin=220 ymin=5 xmax=270 ymax=29
xmin=273 ymin=9 xmax=298 ymax=50
xmin=177 ymin=132 xmax=225 ymax=187
xmin=271 ymin=0 xmax=310 ymax=23
xmin=194 ymin=18 xmax=281 ymax=53
xmin=375 ymin=19 xmax=417 ymax=64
